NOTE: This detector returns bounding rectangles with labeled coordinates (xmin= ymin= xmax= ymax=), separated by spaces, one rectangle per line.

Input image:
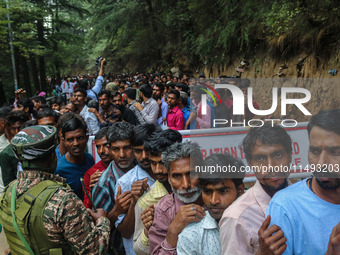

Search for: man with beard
xmin=0 ymin=111 xmax=29 ymax=196
xmin=134 ymin=84 xmax=159 ymax=125
xmin=166 ymin=90 xmax=184 ymax=130
xmin=267 ymin=109 xmax=340 ymax=255
xmin=113 ymin=123 xmax=158 ymax=255
xmin=149 ymin=142 xmax=205 ymax=254
xmin=83 ymin=127 xmax=113 ymax=208
xmin=112 ymin=91 xmax=138 ymax=125
xmin=220 ymin=124 xmax=292 ymax=255
xmin=177 ymin=153 xmax=245 ymax=255
xmin=133 ymin=129 xmax=182 ymax=255
xmin=92 ymin=122 xmax=136 ymax=214
xmin=90 ymin=89 xmax=120 ymax=127
xmin=152 ymin=82 xmax=168 ymax=127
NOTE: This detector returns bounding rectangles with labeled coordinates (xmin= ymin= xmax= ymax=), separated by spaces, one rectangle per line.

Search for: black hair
xmin=153 ymin=82 xmax=164 ymax=92
xmin=168 ymin=89 xmax=180 ymax=100
xmin=175 ymin=83 xmax=189 ymax=93
xmin=20 ymin=119 xmax=38 ymax=129
xmin=139 ymin=84 xmax=153 ymax=98
xmin=112 ymin=91 xmax=122 ymax=98
xmin=167 ymin=82 xmax=176 ymax=90
xmin=144 ymin=129 xmax=182 ymax=156
xmin=133 ymin=123 xmax=159 ymax=147
xmin=88 ymin=100 xmax=99 ymax=111
xmin=179 ymin=91 xmax=188 ymax=106
xmin=239 ymin=78 xmax=251 ymax=89
xmin=31 ymin=95 xmax=46 ymax=105
xmin=17 ymin=98 xmax=34 ymax=114
xmin=95 ymin=127 xmax=109 ymax=140
xmin=37 ymin=108 xmax=60 ymax=123
xmin=50 ymin=97 xmax=62 ymax=106
xmin=61 ymin=116 xmax=87 ymax=137
xmin=74 ymin=88 xmax=87 ymax=98
xmin=0 ymin=106 xmax=12 ymax=120
xmin=39 ymin=104 xmax=51 ymax=110
xmin=77 ymin=79 xmax=89 ymax=90
xmin=98 ymin=89 xmax=111 ymax=99
xmin=7 ymin=111 xmax=29 ymax=125
xmin=107 ymin=121 xmax=134 ymax=144
xmin=242 ymin=123 xmax=292 ymax=162
xmin=199 ymin=153 xmax=245 ymax=188
xmin=125 ymin=88 xmax=137 ymax=100
xmin=307 ymin=109 xmax=340 ymax=136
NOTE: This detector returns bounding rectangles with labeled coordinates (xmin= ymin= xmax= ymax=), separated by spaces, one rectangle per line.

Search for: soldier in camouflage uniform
xmin=0 ymin=125 xmax=111 ymax=255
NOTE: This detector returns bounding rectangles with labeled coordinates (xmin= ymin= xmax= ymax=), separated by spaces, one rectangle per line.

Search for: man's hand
xmin=256 ymin=215 xmax=287 ymax=255
xmin=326 ymin=222 xmax=340 ymax=255
xmin=87 ymin=208 xmax=107 ymax=222
xmin=15 ymin=88 xmax=26 ymax=100
xmin=89 ymin=170 xmax=103 ymax=188
xmin=141 ymin=204 xmax=154 ymax=237
xmin=88 ymin=108 xmax=98 ymax=114
xmin=166 ymin=204 xmax=205 ymax=247
xmin=134 ymin=102 xmax=143 ymax=111
xmin=112 ymin=185 xmax=132 ymax=216
xmin=98 ymin=58 xmax=106 ymax=76
xmin=131 ymin=178 xmax=149 ymax=203
xmin=112 ymin=107 xmax=121 ymax=116
xmin=107 ymin=186 xmax=132 ymax=226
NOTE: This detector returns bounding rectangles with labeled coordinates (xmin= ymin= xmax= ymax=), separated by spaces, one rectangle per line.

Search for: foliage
xmin=1 ymin=0 xmax=340 ymax=100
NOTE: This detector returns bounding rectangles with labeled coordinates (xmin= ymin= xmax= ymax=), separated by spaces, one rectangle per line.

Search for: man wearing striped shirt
xmin=92 ymin=122 xmax=136 ymax=221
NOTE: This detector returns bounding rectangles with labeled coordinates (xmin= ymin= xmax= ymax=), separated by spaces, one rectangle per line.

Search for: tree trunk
xmin=22 ymin=56 xmax=32 ymax=96
xmin=29 ymin=53 xmax=40 ymax=92
xmin=37 ymin=18 xmax=46 ymax=91
xmin=0 ymin=76 xmax=7 ymax=106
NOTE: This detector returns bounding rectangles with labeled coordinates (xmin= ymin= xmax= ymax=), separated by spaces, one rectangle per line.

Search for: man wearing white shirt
xmin=134 ymin=84 xmax=159 ymax=125
xmin=74 ymin=88 xmax=99 ymax=135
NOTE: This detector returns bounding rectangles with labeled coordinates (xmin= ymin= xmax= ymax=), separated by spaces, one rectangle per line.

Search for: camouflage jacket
xmin=12 ymin=170 xmax=111 ymax=254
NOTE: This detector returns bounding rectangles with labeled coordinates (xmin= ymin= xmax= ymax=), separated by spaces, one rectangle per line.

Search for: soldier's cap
xmin=106 ymin=82 xmax=118 ymax=92
xmin=11 ymin=125 xmax=57 ymax=161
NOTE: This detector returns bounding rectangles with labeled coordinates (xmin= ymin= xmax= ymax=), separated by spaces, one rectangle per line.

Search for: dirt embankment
xmin=201 ymin=54 xmax=340 ymax=122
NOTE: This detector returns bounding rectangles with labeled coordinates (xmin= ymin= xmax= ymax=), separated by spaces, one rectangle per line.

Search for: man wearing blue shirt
xmin=152 ymin=83 xmax=169 ymax=127
xmin=114 ymin=123 xmax=158 ymax=255
xmin=55 ymin=117 xmax=95 ymax=200
xmin=267 ymin=109 xmax=340 ymax=255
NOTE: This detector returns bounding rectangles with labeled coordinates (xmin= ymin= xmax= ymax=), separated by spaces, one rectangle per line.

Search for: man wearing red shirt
xmin=166 ymin=90 xmax=184 ymax=130
xmin=83 ymin=127 xmax=113 ymax=208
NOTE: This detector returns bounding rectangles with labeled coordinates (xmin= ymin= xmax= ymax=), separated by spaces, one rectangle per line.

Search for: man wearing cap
xmin=0 ymin=125 xmax=110 ymax=254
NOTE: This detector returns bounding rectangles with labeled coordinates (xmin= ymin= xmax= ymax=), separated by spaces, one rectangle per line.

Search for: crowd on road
xmin=0 ymin=58 xmax=339 ymax=255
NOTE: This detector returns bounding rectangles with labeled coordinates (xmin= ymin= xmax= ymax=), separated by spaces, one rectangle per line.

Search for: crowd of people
xmin=24 ymin=59 xmax=258 ymax=132
xmin=0 ymin=58 xmax=338 ymax=255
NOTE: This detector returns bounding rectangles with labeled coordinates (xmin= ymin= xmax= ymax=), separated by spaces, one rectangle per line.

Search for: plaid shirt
xmin=92 ymin=161 xmax=125 ymax=212
xmin=127 ymin=100 xmax=146 ymax=126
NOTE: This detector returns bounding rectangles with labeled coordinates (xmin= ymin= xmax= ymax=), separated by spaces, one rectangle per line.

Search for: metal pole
xmin=5 ymin=0 xmax=18 ymax=91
